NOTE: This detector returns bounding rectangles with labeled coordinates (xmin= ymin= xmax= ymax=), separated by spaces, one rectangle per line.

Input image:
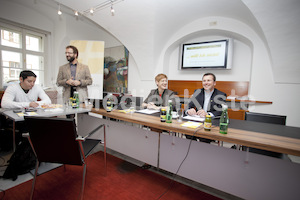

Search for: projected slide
xmin=182 ymin=40 xmax=228 ymax=68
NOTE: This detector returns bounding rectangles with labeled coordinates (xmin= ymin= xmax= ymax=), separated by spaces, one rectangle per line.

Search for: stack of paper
xmin=182 ymin=115 xmax=205 ymax=122
xmin=44 ymin=108 xmax=64 ymax=112
xmin=136 ymin=109 xmax=160 ymax=114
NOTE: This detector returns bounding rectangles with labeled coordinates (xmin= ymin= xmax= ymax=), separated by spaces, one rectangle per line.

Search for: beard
xmin=67 ymin=55 xmax=75 ymax=63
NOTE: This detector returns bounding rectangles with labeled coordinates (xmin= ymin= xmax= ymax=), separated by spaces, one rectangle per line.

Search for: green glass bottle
xmin=73 ymin=91 xmax=79 ymax=108
xmin=106 ymin=93 xmax=113 ymax=112
xmin=204 ymin=115 xmax=212 ymax=131
xmin=219 ymin=104 xmax=229 ymax=134
xmin=160 ymin=108 xmax=166 ymax=122
xmin=166 ymin=100 xmax=172 ymax=123
xmin=69 ymin=97 xmax=73 ymax=107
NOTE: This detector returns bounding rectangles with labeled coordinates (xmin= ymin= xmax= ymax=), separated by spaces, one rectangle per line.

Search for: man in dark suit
xmin=185 ymin=73 xmax=227 ymax=142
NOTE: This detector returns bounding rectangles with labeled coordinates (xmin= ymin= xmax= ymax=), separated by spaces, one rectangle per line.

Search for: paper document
xmin=181 ymin=121 xmax=203 ymax=129
xmin=183 ymin=115 xmax=205 ymax=122
xmin=16 ymin=112 xmax=38 ymax=117
xmin=118 ymin=109 xmax=135 ymax=114
xmin=136 ymin=109 xmax=160 ymax=114
xmin=44 ymin=108 xmax=64 ymax=112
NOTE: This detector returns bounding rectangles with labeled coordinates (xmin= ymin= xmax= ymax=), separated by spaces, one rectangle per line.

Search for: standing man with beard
xmin=57 ymin=45 xmax=92 ymax=106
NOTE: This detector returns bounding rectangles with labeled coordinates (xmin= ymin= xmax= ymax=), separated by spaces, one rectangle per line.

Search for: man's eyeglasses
xmin=65 ymin=52 xmax=74 ymax=55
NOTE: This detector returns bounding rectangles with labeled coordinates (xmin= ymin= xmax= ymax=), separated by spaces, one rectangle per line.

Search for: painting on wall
xmin=103 ymin=46 xmax=129 ymax=94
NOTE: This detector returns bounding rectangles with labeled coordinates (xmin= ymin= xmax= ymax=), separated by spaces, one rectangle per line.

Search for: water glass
xmin=177 ymin=109 xmax=183 ymax=122
xmin=129 ymin=102 xmax=136 ymax=114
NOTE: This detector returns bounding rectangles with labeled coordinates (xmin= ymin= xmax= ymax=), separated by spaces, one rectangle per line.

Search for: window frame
xmin=0 ymin=20 xmax=48 ymax=88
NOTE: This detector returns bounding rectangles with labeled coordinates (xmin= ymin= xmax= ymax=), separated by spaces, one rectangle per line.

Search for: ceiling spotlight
xmin=75 ymin=11 xmax=78 ymax=16
xmin=82 ymin=0 xmax=125 ymax=16
xmin=58 ymin=4 xmax=62 ymax=15
xmin=111 ymin=5 xmax=115 ymax=16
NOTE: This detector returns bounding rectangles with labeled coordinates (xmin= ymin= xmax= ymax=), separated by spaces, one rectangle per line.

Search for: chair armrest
xmin=82 ymin=124 xmax=104 ymax=140
xmin=22 ymin=132 xmax=30 ymax=138
xmin=76 ymin=135 xmax=86 ymax=142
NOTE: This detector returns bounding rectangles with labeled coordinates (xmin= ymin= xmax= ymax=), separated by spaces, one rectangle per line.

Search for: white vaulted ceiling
xmin=56 ymin=0 xmax=300 ymax=83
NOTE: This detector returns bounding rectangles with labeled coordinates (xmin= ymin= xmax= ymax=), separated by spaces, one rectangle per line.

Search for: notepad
xmin=180 ymin=121 xmax=202 ymax=129
xmin=16 ymin=112 xmax=38 ymax=117
xmin=118 ymin=109 xmax=135 ymax=114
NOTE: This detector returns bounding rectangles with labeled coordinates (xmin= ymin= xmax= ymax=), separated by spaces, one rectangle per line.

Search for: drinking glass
xmin=177 ymin=108 xmax=183 ymax=122
xmin=129 ymin=101 xmax=135 ymax=114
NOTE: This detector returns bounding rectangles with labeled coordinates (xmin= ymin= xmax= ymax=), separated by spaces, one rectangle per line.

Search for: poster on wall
xmin=103 ymin=46 xmax=129 ymax=94
xmin=70 ymin=40 xmax=104 ymax=99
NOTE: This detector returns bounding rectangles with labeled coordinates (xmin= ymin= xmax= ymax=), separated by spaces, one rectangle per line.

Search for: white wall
xmin=243 ymin=0 xmax=300 ymax=84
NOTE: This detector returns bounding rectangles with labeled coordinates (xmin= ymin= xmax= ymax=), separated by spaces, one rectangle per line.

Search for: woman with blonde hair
xmin=142 ymin=73 xmax=177 ymax=110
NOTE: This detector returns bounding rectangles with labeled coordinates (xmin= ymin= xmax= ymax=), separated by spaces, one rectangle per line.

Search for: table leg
xmin=13 ymin=120 xmax=16 ymax=152
xmin=157 ymin=132 xmax=161 ymax=169
xmin=104 ymin=125 xmax=107 ymax=176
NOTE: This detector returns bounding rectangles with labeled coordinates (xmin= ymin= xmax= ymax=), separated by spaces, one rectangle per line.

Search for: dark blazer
xmin=143 ymin=89 xmax=178 ymax=108
xmin=186 ymin=88 xmax=227 ymax=117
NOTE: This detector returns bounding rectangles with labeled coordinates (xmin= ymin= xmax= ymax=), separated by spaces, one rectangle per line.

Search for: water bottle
xmin=219 ymin=104 xmax=229 ymax=134
xmin=106 ymin=93 xmax=113 ymax=112
xmin=204 ymin=115 xmax=212 ymax=131
xmin=69 ymin=97 xmax=73 ymax=107
xmin=73 ymin=92 xmax=79 ymax=108
xmin=160 ymin=108 xmax=166 ymax=122
xmin=166 ymin=100 xmax=172 ymax=123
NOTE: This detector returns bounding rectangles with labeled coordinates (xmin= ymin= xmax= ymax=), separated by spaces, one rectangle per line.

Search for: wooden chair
xmin=23 ymin=116 xmax=106 ymax=200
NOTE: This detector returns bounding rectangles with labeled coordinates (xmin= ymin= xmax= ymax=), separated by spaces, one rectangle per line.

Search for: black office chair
xmin=245 ymin=112 xmax=286 ymax=125
xmin=244 ymin=112 xmax=289 ymax=160
xmin=23 ymin=116 xmax=106 ymax=200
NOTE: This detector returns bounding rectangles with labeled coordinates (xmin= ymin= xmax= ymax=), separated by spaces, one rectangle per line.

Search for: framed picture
xmin=103 ymin=46 xmax=129 ymax=93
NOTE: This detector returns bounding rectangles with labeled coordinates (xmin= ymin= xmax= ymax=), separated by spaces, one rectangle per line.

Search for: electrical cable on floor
xmin=156 ymin=126 xmax=204 ymax=199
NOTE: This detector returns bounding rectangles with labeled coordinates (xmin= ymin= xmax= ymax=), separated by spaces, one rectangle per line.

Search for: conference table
xmin=77 ymin=108 xmax=300 ymax=200
xmin=0 ymin=107 xmax=91 ymax=151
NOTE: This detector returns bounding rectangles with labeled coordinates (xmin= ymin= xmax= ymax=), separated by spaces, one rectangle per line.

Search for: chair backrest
xmin=25 ymin=117 xmax=84 ymax=166
xmin=245 ymin=112 xmax=286 ymax=125
xmin=124 ymin=96 xmax=143 ymax=107
xmin=117 ymin=96 xmax=143 ymax=110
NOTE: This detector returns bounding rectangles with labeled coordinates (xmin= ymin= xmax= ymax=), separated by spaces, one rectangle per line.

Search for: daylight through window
xmin=0 ymin=21 xmax=47 ymax=88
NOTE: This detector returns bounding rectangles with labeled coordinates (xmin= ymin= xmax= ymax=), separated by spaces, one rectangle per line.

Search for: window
xmin=0 ymin=21 xmax=47 ymax=87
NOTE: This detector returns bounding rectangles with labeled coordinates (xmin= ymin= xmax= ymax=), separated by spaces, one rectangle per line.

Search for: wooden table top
xmin=91 ymin=108 xmax=300 ymax=157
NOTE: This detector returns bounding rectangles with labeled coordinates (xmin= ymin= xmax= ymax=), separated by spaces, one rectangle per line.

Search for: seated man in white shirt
xmin=1 ymin=70 xmax=51 ymax=109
